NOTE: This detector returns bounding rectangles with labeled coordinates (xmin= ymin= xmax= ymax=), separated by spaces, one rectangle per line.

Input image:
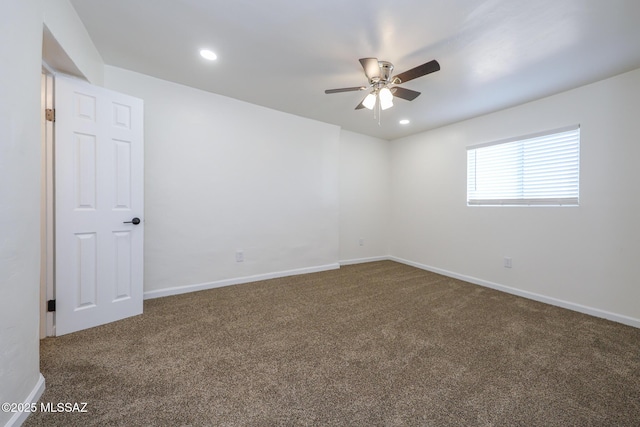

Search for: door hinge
xmin=45 ymin=108 xmax=55 ymax=122
xmin=47 ymin=299 xmax=56 ymax=312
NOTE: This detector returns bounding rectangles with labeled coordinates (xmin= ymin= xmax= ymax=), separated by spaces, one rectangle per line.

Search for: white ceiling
xmin=69 ymin=0 xmax=640 ymax=140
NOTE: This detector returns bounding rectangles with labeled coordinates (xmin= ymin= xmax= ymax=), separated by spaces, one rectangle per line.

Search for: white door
xmin=54 ymin=75 xmax=144 ymax=336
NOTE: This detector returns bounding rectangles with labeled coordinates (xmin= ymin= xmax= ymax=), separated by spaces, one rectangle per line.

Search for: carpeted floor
xmin=26 ymin=261 xmax=640 ymax=426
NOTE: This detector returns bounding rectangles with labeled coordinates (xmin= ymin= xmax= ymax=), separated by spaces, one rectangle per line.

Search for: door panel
xmin=55 ymin=75 xmax=144 ymax=336
xmin=76 ymin=232 xmax=97 ymax=309
xmin=75 ymin=133 xmax=97 ymax=209
xmin=114 ymin=140 xmax=132 ymax=209
xmin=113 ymin=230 xmax=133 ymax=301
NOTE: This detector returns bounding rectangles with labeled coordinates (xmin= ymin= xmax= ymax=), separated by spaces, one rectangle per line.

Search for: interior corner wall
xmin=103 ymin=66 xmax=341 ymax=295
xmin=389 ymin=68 xmax=640 ymax=324
xmin=0 ymin=0 xmax=45 ymax=425
xmin=43 ymin=0 xmax=104 ymax=84
xmin=339 ymin=130 xmax=390 ymax=263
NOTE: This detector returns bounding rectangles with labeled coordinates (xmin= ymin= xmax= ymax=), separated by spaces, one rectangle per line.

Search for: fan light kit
xmin=325 ymin=58 xmax=440 ymax=123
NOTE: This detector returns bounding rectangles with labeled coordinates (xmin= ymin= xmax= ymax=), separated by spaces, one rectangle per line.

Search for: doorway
xmin=39 ymin=69 xmax=145 ymax=337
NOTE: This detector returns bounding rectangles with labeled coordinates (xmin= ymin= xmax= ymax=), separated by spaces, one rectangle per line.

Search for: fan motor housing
xmin=378 ymin=61 xmax=394 ymax=82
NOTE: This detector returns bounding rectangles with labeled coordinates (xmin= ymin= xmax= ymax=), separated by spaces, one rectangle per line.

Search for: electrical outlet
xmin=359 ymin=238 xmax=364 ymax=246
xmin=504 ymin=257 xmax=512 ymax=268
xmin=236 ymin=250 xmax=244 ymax=262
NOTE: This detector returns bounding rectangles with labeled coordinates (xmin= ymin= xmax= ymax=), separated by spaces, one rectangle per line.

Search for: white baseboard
xmin=389 ymin=256 xmax=640 ymax=329
xmin=339 ymin=256 xmax=390 ymax=266
xmin=5 ymin=373 xmax=45 ymax=427
xmin=144 ymin=263 xmax=341 ymax=300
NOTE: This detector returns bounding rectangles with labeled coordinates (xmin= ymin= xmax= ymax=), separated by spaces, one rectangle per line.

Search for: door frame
xmin=41 ymin=62 xmax=56 ymax=338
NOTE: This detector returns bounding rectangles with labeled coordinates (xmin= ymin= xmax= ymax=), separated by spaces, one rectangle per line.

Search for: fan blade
xmin=325 ymin=86 xmax=366 ymax=94
xmin=392 ymin=86 xmax=421 ymax=101
xmin=359 ymin=58 xmax=380 ymax=81
xmin=393 ymin=59 xmax=440 ymax=84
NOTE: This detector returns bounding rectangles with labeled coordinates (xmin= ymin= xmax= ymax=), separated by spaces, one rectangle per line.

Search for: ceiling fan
xmin=325 ymin=58 xmax=440 ymax=111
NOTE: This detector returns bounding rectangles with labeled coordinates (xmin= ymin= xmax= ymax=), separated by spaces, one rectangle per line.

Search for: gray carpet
xmin=26 ymin=261 xmax=640 ymax=426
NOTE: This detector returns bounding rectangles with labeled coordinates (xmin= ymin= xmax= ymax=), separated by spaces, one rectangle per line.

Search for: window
xmin=467 ymin=125 xmax=580 ymax=206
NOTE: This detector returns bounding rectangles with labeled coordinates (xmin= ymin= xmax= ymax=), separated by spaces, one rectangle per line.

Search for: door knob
xmin=123 ymin=217 xmax=141 ymax=225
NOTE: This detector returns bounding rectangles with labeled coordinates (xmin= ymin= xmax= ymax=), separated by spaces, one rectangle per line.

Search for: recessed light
xmin=200 ymin=49 xmax=217 ymax=61
xmin=399 ymin=119 xmax=410 ymax=125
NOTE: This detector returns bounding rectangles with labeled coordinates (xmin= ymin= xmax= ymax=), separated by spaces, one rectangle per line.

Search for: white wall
xmin=104 ymin=66 xmax=341 ymax=295
xmin=43 ymin=0 xmax=104 ymax=84
xmin=390 ymin=68 xmax=640 ymax=325
xmin=0 ymin=1 xmax=45 ymax=425
xmin=339 ymin=130 xmax=390 ymax=263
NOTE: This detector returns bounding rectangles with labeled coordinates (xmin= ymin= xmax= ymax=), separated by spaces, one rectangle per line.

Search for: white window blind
xmin=467 ymin=126 xmax=580 ymax=206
